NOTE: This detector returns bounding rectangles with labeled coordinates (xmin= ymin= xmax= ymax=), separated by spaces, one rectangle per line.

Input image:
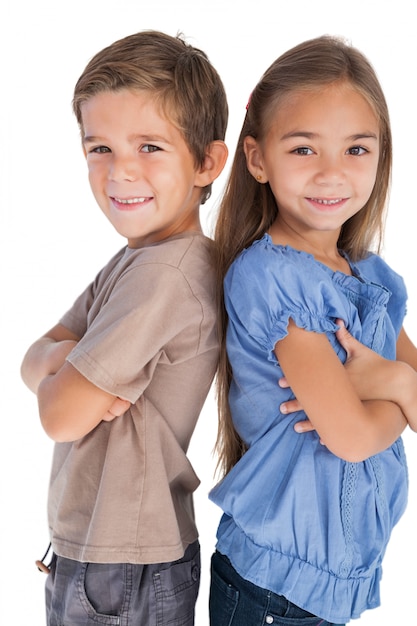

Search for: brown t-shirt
xmin=47 ymin=233 xmax=218 ymax=564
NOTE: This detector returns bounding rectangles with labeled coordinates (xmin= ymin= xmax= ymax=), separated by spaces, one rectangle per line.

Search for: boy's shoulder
xmin=123 ymin=232 xmax=214 ymax=277
xmin=86 ymin=233 xmax=214 ymax=307
xmin=137 ymin=232 xmax=214 ymax=267
xmin=109 ymin=232 xmax=215 ymax=296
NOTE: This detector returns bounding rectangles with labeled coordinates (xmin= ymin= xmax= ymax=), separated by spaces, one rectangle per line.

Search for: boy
xmin=20 ymin=30 xmax=228 ymax=625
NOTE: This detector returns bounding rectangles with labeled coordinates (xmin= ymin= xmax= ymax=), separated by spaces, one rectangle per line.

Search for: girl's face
xmin=244 ymin=81 xmax=380 ymax=247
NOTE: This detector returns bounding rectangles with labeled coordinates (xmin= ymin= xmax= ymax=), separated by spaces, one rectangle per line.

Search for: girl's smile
xmin=306 ymin=197 xmax=349 ymax=211
xmin=308 ymin=197 xmax=347 ymax=206
xmin=244 ymin=81 xmax=380 ymax=255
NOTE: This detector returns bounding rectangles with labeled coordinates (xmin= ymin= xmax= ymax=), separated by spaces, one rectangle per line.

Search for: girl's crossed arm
xmin=276 ymin=320 xmax=417 ymax=462
xmin=21 ymin=323 xmax=131 ymax=442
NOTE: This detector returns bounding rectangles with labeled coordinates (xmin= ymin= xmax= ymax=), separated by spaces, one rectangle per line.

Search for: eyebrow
xmin=82 ymin=136 xmax=105 ymax=146
xmin=280 ymin=131 xmax=378 ymax=141
xmin=82 ymin=133 xmax=169 ymax=145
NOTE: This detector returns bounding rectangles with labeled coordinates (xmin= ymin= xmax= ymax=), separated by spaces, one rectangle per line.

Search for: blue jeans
xmin=45 ymin=541 xmax=200 ymax=626
xmin=209 ymin=551 xmax=345 ymax=626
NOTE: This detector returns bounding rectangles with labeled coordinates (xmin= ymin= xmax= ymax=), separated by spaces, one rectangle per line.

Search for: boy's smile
xmin=81 ymin=89 xmax=206 ymax=247
xmin=112 ymin=196 xmax=149 ymax=209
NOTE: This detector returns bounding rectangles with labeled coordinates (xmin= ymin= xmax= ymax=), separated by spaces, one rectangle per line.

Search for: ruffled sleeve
xmin=225 ymin=236 xmax=344 ymax=360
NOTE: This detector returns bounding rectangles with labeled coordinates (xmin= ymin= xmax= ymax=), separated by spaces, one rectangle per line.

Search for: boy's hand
xmin=103 ymin=397 xmax=132 ymax=422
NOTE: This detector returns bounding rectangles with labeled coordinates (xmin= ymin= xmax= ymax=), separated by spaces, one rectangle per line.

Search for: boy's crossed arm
xmin=21 ymin=323 xmax=131 ymax=442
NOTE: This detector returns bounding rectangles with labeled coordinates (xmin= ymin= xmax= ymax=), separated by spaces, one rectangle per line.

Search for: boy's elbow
xmin=39 ymin=407 xmax=76 ymax=443
xmin=37 ymin=384 xmax=79 ymax=443
xmin=20 ymin=357 xmax=42 ymax=394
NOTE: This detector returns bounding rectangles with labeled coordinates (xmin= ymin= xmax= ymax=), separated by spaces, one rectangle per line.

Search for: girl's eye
xmin=141 ymin=144 xmax=161 ymax=153
xmin=347 ymin=146 xmax=368 ymax=156
xmin=292 ymin=147 xmax=313 ymax=156
xmin=90 ymin=145 xmax=111 ymax=154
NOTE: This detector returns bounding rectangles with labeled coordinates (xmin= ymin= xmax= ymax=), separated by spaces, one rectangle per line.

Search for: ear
xmin=194 ymin=140 xmax=228 ymax=188
xmin=244 ymin=135 xmax=268 ymax=183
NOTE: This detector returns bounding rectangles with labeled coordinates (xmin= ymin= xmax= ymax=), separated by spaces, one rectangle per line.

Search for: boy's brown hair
xmin=73 ymin=30 xmax=228 ymax=203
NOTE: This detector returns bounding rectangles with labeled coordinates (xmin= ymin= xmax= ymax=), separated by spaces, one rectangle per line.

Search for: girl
xmin=209 ymin=36 xmax=417 ymax=625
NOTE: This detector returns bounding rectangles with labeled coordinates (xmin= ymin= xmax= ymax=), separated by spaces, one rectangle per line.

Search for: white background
xmin=2 ymin=1 xmax=416 ymax=624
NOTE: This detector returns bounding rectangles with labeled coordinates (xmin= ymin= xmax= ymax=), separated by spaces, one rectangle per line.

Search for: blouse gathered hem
xmin=215 ymin=515 xmax=381 ymax=624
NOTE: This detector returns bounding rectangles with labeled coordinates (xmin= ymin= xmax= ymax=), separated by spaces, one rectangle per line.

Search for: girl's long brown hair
xmin=214 ymin=35 xmax=392 ymax=476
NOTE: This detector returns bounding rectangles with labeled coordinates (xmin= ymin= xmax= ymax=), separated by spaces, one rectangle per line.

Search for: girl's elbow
xmin=329 ymin=447 xmax=368 ymax=463
xmin=322 ymin=438 xmax=372 ymax=463
xmin=325 ymin=434 xmax=395 ymax=462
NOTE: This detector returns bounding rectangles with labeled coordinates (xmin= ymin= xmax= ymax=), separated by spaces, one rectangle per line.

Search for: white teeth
xmin=114 ymin=197 xmax=146 ymax=204
xmin=313 ymin=198 xmax=342 ymax=205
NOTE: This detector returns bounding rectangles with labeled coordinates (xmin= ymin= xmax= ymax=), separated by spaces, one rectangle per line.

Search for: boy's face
xmin=80 ymin=89 xmax=204 ymax=247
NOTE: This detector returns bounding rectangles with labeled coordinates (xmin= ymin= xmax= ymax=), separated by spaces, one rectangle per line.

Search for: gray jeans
xmin=45 ymin=541 xmax=200 ymax=625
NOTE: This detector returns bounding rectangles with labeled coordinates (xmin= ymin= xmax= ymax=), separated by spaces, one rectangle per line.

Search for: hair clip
xmin=246 ymin=92 xmax=252 ymax=111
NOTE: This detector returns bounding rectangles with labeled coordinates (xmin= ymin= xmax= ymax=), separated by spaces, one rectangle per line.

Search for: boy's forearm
xmin=37 ymin=361 xmax=121 ymax=442
xmin=22 ymin=325 xmax=125 ymax=442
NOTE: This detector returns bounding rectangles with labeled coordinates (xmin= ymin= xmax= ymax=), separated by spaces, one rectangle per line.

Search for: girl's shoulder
xmin=225 ymin=234 xmax=341 ymax=319
xmin=228 ymin=234 xmax=319 ymax=278
xmin=354 ymin=252 xmax=407 ymax=298
xmin=226 ymin=235 xmax=347 ymax=304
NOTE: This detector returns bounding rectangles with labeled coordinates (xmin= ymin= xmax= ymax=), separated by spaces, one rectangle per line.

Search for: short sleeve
xmin=66 ymin=261 xmax=207 ymax=403
xmin=60 ymin=248 xmax=126 ymax=338
xmin=225 ymin=240 xmax=344 ymax=355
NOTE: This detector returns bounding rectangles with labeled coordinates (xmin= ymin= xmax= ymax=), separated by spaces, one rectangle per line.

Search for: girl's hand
xmin=336 ymin=320 xmax=417 ymax=430
xmin=334 ymin=320 xmax=394 ymax=402
xmin=279 ymin=376 xmax=314 ymax=433
xmin=281 ymin=320 xmax=417 ymax=434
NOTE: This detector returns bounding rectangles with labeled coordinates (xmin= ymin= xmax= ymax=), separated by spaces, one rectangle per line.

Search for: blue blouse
xmin=209 ymin=234 xmax=409 ymax=623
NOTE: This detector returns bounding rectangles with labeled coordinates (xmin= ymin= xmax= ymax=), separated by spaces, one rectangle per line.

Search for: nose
xmin=109 ymin=154 xmax=138 ymax=182
xmin=314 ymin=154 xmax=345 ymax=186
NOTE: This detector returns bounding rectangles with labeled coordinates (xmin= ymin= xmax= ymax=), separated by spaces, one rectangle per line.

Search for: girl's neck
xmin=268 ymin=220 xmax=352 ymax=275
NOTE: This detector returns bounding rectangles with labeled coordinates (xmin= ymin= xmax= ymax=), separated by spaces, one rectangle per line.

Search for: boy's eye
xmin=292 ymin=147 xmax=313 ymax=155
xmin=346 ymin=146 xmax=368 ymax=156
xmin=90 ymin=145 xmax=111 ymax=154
xmin=141 ymin=144 xmax=161 ymax=153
